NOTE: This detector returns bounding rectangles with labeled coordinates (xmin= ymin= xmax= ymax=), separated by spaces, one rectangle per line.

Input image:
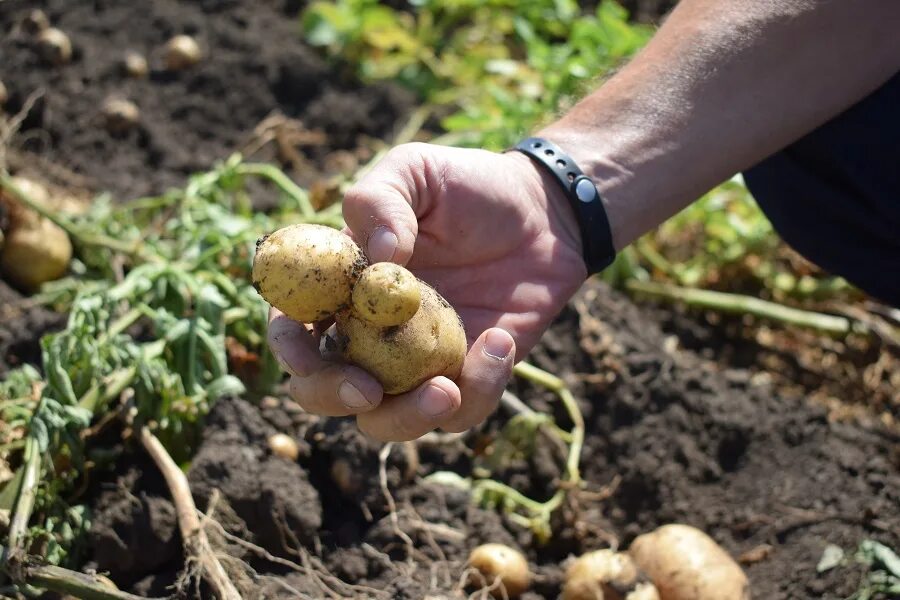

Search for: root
xmin=140 ymin=426 xmax=241 ymax=600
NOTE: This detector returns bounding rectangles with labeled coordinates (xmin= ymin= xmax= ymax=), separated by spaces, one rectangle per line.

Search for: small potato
xmin=102 ymin=97 xmax=140 ymax=133
xmin=0 ymin=80 xmax=7 ymax=109
xmin=629 ymin=524 xmax=749 ymax=600
xmin=336 ymin=280 xmax=466 ymax=394
xmin=123 ymin=51 xmax=149 ymax=78
xmin=252 ymin=224 xmax=366 ymax=323
xmin=563 ymin=549 xmax=659 ymax=600
xmin=37 ymin=27 xmax=72 ymax=65
xmin=468 ymin=543 xmax=531 ymax=598
xmin=164 ymin=35 xmax=201 ymax=71
xmin=267 ymin=433 xmax=299 ymax=461
xmin=351 ymin=262 xmax=421 ymax=326
xmin=0 ymin=215 xmax=72 ymax=291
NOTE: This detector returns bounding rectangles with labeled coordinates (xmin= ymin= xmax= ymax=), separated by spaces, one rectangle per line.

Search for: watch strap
xmin=512 ymin=137 xmax=616 ymax=274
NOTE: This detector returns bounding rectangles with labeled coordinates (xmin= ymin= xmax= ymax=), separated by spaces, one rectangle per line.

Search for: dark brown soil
xmin=81 ymin=282 xmax=899 ymax=600
xmin=0 ymin=0 xmax=412 ymax=200
xmin=2 ymin=1 xmax=898 ymax=599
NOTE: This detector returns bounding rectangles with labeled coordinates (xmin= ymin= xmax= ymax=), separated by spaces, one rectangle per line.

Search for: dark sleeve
xmin=742 ymin=72 xmax=900 ymax=307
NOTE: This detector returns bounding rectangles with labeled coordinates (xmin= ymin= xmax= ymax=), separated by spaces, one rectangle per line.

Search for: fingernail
xmin=417 ymin=385 xmax=453 ymax=418
xmin=339 ymin=380 xmax=372 ymax=409
xmin=483 ymin=329 xmax=513 ymax=360
xmin=368 ymin=226 xmax=398 ymax=263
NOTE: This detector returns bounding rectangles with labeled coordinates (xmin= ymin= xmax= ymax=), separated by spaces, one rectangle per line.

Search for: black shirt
xmin=743 ymin=72 xmax=899 ymax=306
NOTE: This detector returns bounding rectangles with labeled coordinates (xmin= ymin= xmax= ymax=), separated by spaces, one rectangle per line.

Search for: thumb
xmin=343 ymin=143 xmax=429 ymax=265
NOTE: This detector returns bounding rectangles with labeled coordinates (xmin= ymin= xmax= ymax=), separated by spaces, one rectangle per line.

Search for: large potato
xmin=252 ymin=224 xmax=366 ymax=323
xmin=628 ymin=525 xmax=749 ymax=600
xmin=336 ymin=278 xmax=466 ymax=394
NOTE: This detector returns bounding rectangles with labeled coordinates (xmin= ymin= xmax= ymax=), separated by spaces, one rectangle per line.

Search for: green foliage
xmin=0 ymin=156 xmax=339 ymax=572
xmin=303 ymin=0 xmax=651 ymax=149
xmin=817 ymin=540 xmax=900 ymax=599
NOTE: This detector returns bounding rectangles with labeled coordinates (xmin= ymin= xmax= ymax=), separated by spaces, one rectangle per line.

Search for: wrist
xmin=505 ymin=151 xmax=585 ymax=265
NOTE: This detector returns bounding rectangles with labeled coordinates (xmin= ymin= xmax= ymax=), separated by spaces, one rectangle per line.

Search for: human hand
xmin=267 ymin=143 xmax=586 ymax=441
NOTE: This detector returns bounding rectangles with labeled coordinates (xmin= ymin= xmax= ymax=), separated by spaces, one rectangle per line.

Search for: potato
xmin=123 ymin=51 xmax=149 ymax=78
xmin=563 ymin=549 xmax=660 ymax=600
xmin=164 ymin=35 xmax=201 ymax=71
xmin=0 ymin=177 xmax=75 ymax=291
xmin=351 ymin=262 xmax=421 ymax=327
xmin=37 ymin=27 xmax=72 ymax=65
xmin=252 ymin=224 xmax=366 ymax=323
xmin=0 ymin=80 xmax=7 ymax=109
xmin=628 ymin=525 xmax=749 ymax=600
xmin=253 ymin=224 xmax=466 ymax=395
xmin=468 ymin=543 xmax=531 ymax=598
xmin=0 ymin=214 xmax=72 ymax=291
xmin=267 ymin=433 xmax=299 ymax=461
xmin=336 ymin=279 xmax=465 ymax=394
xmin=102 ymin=97 xmax=140 ymax=133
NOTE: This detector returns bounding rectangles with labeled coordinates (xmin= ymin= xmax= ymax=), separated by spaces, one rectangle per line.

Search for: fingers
xmin=268 ymin=307 xmax=383 ymax=416
xmin=343 ymin=143 xmax=429 ymax=265
xmin=356 ymin=328 xmax=515 ymax=442
xmin=287 ymin=365 xmax=383 ymax=417
xmin=356 ymin=376 xmax=462 ymax=442
xmin=441 ymin=328 xmax=515 ymax=433
xmin=267 ymin=307 xmax=322 ymax=377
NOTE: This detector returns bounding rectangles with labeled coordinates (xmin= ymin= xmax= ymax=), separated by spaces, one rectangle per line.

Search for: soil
xmin=2 ymin=1 xmax=898 ymax=600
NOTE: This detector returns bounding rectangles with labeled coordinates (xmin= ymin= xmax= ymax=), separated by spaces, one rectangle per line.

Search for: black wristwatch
xmin=511 ymin=137 xmax=616 ymax=274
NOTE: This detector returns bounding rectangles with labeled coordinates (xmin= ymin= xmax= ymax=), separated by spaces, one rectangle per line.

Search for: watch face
xmin=574 ymin=177 xmax=598 ymax=203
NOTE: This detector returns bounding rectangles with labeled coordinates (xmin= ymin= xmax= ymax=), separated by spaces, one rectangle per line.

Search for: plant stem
xmin=625 ymin=279 xmax=857 ymax=335
xmin=22 ymin=563 xmax=164 ymax=600
xmin=1 ymin=436 xmax=41 ymax=572
xmin=236 ymin=162 xmax=314 ymax=217
xmin=77 ymin=340 xmax=165 ymax=414
xmin=140 ymin=427 xmax=241 ymax=600
xmin=0 ymin=172 xmax=153 ymax=261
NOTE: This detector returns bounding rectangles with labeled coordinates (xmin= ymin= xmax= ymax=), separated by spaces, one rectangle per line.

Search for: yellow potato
xmin=252 ymin=224 xmax=366 ymax=323
xmin=37 ymin=27 xmax=72 ymax=65
xmin=164 ymin=35 xmax=201 ymax=70
xmin=351 ymin=262 xmax=421 ymax=326
xmin=628 ymin=525 xmax=749 ymax=600
xmin=0 ymin=215 xmax=72 ymax=290
xmin=336 ymin=279 xmax=466 ymax=394
xmin=563 ymin=549 xmax=660 ymax=600
xmin=468 ymin=543 xmax=531 ymax=598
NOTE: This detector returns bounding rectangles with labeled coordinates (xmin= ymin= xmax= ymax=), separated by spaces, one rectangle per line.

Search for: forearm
xmin=540 ymin=0 xmax=900 ymax=250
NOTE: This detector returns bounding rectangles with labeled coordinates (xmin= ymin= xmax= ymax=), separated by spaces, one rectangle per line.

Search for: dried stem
xmin=140 ymin=426 xmax=241 ymax=600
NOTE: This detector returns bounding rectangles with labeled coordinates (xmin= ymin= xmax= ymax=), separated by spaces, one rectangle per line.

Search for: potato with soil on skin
xmin=252 ymin=223 xmax=366 ymax=323
xmin=122 ymin=51 xmax=149 ymax=78
xmin=253 ymin=224 xmax=467 ymax=395
xmin=101 ymin=97 xmax=140 ymax=133
xmin=0 ymin=177 xmax=73 ymax=291
xmin=563 ymin=549 xmax=660 ymax=600
xmin=468 ymin=543 xmax=531 ymax=598
xmin=335 ymin=272 xmax=466 ymax=394
xmin=628 ymin=524 xmax=749 ymax=600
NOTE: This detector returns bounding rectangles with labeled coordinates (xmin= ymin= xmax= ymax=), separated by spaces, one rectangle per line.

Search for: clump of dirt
xmin=0 ymin=0 xmax=413 ymax=199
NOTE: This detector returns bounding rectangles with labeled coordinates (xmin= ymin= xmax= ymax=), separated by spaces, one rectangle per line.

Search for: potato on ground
xmin=563 ymin=549 xmax=660 ymax=600
xmin=468 ymin=543 xmax=531 ymax=598
xmin=628 ymin=524 xmax=749 ymax=600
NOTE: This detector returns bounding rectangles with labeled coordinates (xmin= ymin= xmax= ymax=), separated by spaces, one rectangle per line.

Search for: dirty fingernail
xmin=483 ymin=329 xmax=513 ymax=360
xmin=339 ymin=380 xmax=371 ymax=409
xmin=368 ymin=226 xmax=398 ymax=263
xmin=417 ymin=385 xmax=453 ymax=418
